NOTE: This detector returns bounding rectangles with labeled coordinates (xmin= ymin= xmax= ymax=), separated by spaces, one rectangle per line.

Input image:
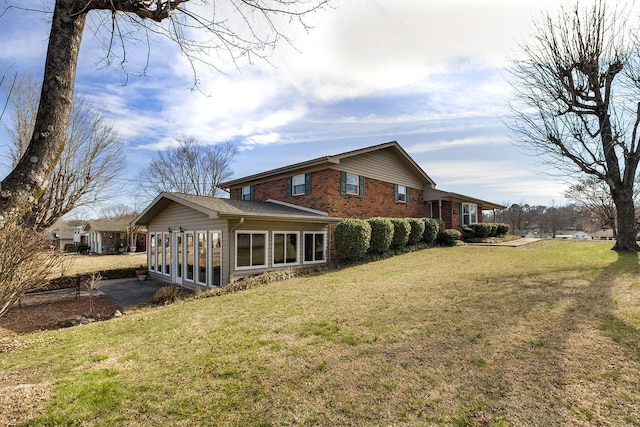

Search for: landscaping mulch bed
xmin=0 ymin=289 xmax=120 ymax=337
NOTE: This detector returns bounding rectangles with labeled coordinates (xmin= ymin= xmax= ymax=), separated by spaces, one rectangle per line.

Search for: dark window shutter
xmin=286 ymin=177 xmax=292 ymax=196
xmin=460 ymin=203 xmax=464 ymax=226
xmin=237 ymin=188 xmax=242 ymax=200
xmin=250 ymin=185 xmax=255 ymax=201
xmin=305 ymin=173 xmax=312 ymax=194
xmin=394 ymin=184 xmax=398 ymax=202
xmin=406 ymin=187 xmax=411 ymax=204
xmin=340 ymin=171 xmax=347 ymax=195
xmin=359 ymin=176 xmax=365 ymax=198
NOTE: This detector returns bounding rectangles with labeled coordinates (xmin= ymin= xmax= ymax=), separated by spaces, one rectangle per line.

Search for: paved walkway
xmin=467 ymin=238 xmax=542 ymax=247
xmin=95 ymin=277 xmax=165 ymax=309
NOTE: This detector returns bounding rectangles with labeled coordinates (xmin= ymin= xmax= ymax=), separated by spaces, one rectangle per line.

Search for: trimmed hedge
xmin=464 ymin=223 xmax=510 ymax=239
xmin=407 ymin=218 xmax=425 ymax=245
xmin=367 ymin=217 xmax=394 ymax=254
xmin=437 ymin=229 xmax=461 ymax=246
xmin=422 ymin=218 xmax=440 ymax=244
xmin=390 ymin=218 xmax=411 ymax=248
xmin=335 ymin=218 xmax=371 ymax=260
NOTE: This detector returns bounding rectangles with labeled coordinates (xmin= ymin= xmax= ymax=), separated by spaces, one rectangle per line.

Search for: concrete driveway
xmin=96 ymin=277 xmax=165 ymax=309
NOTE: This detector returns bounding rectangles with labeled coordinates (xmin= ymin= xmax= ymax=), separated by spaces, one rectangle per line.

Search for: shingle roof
xmin=133 ymin=192 xmax=342 ymax=226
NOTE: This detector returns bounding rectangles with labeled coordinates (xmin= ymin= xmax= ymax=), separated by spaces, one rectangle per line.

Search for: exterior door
xmin=173 ymin=232 xmax=183 ymax=285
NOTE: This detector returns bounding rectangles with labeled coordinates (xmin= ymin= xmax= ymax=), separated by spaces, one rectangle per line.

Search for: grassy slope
xmin=2 ymin=241 xmax=640 ymax=426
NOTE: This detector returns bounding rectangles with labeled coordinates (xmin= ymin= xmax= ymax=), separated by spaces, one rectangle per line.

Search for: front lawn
xmin=1 ymin=240 xmax=639 ymax=426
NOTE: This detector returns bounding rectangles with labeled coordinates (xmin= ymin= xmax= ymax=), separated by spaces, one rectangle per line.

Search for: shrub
xmin=468 ymin=223 xmax=492 ymax=238
xmin=367 ymin=217 xmax=394 ymax=254
xmin=335 ymin=218 xmax=371 ymax=260
xmin=152 ymin=285 xmax=181 ymax=305
xmin=390 ymin=218 xmax=411 ymax=248
xmin=0 ymin=224 xmax=64 ymax=318
xmin=422 ymin=218 xmax=440 ymax=244
xmin=495 ymin=223 xmax=510 ymax=236
xmin=437 ymin=229 xmax=462 ymax=246
xmin=407 ymin=218 xmax=425 ymax=245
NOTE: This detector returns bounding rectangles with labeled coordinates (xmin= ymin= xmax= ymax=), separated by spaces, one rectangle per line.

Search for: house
xmin=221 ymin=141 xmax=504 ymax=232
xmin=83 ymin=221 xmax=130 ymax=254
xmin=133 ymin=193 xmax=341 ymax=289
xmin=134 ymin=141 xmax=504 ymax=289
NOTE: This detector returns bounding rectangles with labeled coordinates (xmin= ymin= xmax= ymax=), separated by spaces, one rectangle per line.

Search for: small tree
xmin=0 ymin=224 xmax=64 ymax=318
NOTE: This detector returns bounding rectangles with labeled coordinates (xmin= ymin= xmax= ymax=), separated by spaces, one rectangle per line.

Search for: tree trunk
xmin=0 ymin=0 xmax=86 ymax=229
xmin=611 ymin=187 xmax=639 ymax=251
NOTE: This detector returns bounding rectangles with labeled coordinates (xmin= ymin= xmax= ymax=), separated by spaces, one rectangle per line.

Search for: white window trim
xmin=184 ymin=231 xmax=195 ymax=282
xmin=462 ymin=203 xmax=478 ymax=226
xmin=195 ymin=231 xmax=208 ymax=286
xmin=292 ymin=174 xmax=306 ymax=196
xmin=162 ymin=232 xmax=171 ymax=277
xmin=345 ymin=173 xmax=359 ymax=195
xmin=396 ymin=185 xmax=407 ymax=203
xmin=235 ymin=231 xmax=268 ymax=270
xmin=303 ymin=231 xmax=327 ymax=264
xmin=272 ymin=231 xmax=300 ymax=266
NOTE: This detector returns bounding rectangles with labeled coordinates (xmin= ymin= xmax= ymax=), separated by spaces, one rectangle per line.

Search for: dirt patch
xmin=0 ymin=289 xmax=120 ymax=337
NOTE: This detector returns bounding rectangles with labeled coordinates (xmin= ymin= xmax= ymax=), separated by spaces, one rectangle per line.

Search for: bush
xmin=367 ymin=217 xmax=394 ymax=254
xmin=407 ymin=218 xmax=425 ymax=245
xmin=152 ymin=285 xmax=181 ymax=305
xmin=437 ymin=229 xmax=462 ymax=246
xmin=335 ymin=219 xmax=371 ymax=260
xmin=422 ymin=218 xmax=440 ymax=244
xmin=390 ymin=218 xmax=411 ymax=248
xmin=0 ymin=224 xmax=64 ymax=318
xmin=464 ymin=223 xmax=511 ymax=239
xmin=495 ymin=223 xmax=510 ymax=236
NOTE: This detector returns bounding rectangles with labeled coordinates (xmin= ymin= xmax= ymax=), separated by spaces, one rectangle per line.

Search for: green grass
xmin=2 ymin=240 xmax=640 ymax=426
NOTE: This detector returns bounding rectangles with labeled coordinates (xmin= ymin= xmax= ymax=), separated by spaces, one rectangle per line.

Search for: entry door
xmin=210 ymin=231 xmax=222 ymax=287
xmin=173 ymin=232 xmax=183 ymax=285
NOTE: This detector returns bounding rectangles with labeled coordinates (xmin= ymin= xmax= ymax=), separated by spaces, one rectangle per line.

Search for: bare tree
xmin=0 ymin=224 xmax=64 ymax=318
xmin=100 ymin=203 xmax=141 ymax=250
xmin=137 ymin=135 xmax=235 ymax=198
xmin=565 ymin=178 xmax=619 ymax=237
xmin=0 ymin=0 xmax=329 ymax=229
xmin=509 ymin=0 xmax=640 ymax=251
xmin=5 ymin=75 xmax=126 ymax=231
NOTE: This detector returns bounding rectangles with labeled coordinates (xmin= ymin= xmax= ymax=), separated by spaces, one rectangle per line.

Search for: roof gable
xmin=219 ymin=141 xmax=436 ymax=188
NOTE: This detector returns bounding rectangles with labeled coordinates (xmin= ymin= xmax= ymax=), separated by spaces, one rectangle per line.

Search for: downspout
xmin=230 ymin=217 xmax=245 ymax=232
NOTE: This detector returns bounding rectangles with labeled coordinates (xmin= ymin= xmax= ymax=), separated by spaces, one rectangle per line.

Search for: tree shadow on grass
xmin=488 ymin=250 xmax=640 ymax=425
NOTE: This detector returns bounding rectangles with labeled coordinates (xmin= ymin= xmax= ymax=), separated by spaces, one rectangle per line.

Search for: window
xmin=236 ymin=232 xmax=267 ymax=269
xmin=273 ymin=232 xmax=299 ymax=265
xmin=346 ymin=173 xmax=358 ymax=195
xmin=186 ymin=232 xmax=194 ymax=281
xmin=340 ymin=172 xmax=365 ymax=197
xmin=240 ymin=185 xmax=253 ymax=201
xmin=149 ymin=233 xmax=156 ymax=272
xmin=395 ymin=185 xmax=410 ymax=203
xmin=303 ymin=232 xmax=326 ymax=264
xmin=163 ymin=233 xmax=171 ymax=275
xmin=197 ymin=231 xmax=207 ymax=284
xmin=286 ymin=173 xmax=311 ymax=196
xmin=292 ymin=174 xmax=306 ymax=195
xmin=461 ymin=203 xmax=478 ymax=226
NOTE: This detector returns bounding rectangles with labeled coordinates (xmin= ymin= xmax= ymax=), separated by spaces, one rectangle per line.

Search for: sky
xmin=0 ymin=0 xmax=574 ymax=217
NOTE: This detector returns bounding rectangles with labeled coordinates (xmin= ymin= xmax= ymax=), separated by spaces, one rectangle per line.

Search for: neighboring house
xmin=82 ymin=221 xmax=129 ymax=254
xmin=133 ymin=193 xmax=341 ymax=289
xmin=135 ymin=141 xmax=504 ymax=289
